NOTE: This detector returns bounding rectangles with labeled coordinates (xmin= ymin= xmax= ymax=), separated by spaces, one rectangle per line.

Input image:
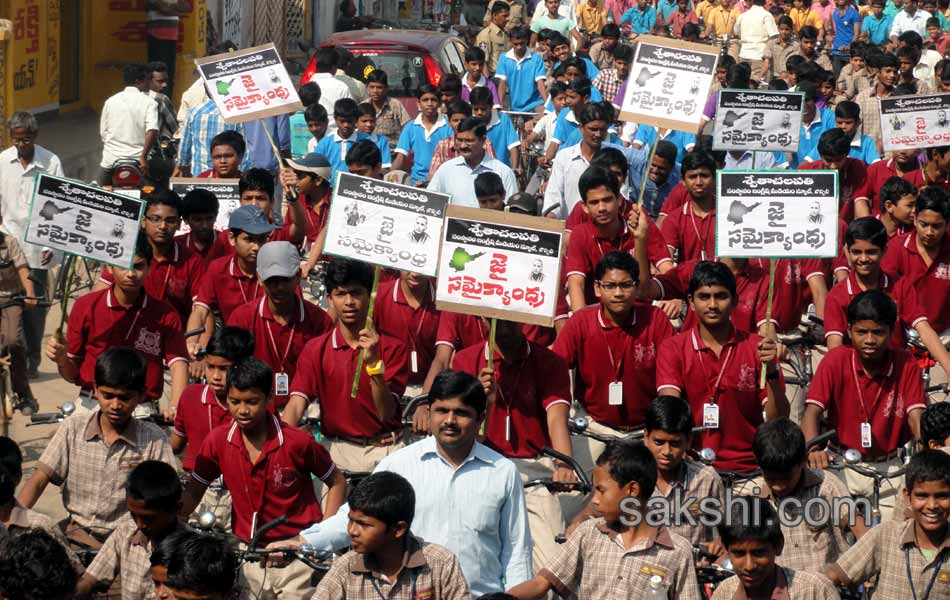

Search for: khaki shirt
xmin=0 ymin=234 xmax=27 ymax=297
xmin=711 ymin=567 xmax=841 ymax=599
xmin=483 ymin=0 xmax=526 ymax=28
xmin=476 ymin=23 xmax=509 ymax=73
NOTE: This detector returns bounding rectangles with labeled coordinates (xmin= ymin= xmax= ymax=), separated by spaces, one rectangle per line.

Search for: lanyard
xmin=697 ymin=343 xmax=734 ymax=406
xmin=688 ymin=201 xmax=711 ymax=261
xmin=262 ymin=302 xmax=297 ymax=372
xmin=601 ymin=320 xmax=631 ymax=383
xmin=370 ymin=569 xmax=418 ymax=600
xmin=850 ymin=352 xmax=888 ymax=424
xmin=238 ymin=275 xmax=260 ymax=305
xmin=905 ymin=546 xmax=946 ymax=600
xmin=156 ymin=260 xmax=174 ymax=301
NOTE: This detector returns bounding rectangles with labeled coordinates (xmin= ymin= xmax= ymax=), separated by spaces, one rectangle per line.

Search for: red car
xmin=301 ymin=29 xmax=469 ymax=117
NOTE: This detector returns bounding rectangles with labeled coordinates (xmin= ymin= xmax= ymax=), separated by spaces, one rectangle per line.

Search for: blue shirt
xmin=395 ymin=114 xmax=453 ymax=183
xmin=486 ymin=112 xmax=521 ymax=166
xmin=244 ymin=115 xmax=290 ymax=172
xmin=428 ymin=154 xmax=519 ymax=207
xmin=861 ymin=13 xmax=894 ymax=46
xmin=832 ymin=6 xmax=861 ymax=54
xmin=300 ymin=437 xmax=533 ymax=597
xmin=626 ymin=146 xmax=682 ymax=218
xmin=551 ymin=108 xmax=581 ymax=147
xmin=178 ymin=99 xmax=249 ymax=175
xmin=289 ymin=111 xmax=312 ymax=159
xmin=804 ymin=133 xmax=879 ymax=164
xmin=657 ymin=0 xmax=682 ymax=22
xmin=633 ymin=126 xmax=696 ymax=163
xmin=793 ymin=107 xmax=837 ymax=168
xmin=551 ymin=56 xmax=601 ymax=81
xmin=314 ymin=131 xmax=372 ymax=174
xmin=621 ymin=5 xmax=657 ymax=33
xmin=543 ymin=86 xmax=602 ymax=113
xmin=367 ymin=132 xmax=393 ymax=168
xmin=496 ymin=49 xmax=547 ymax=112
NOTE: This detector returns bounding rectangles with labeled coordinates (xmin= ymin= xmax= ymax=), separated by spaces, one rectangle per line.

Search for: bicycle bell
xmin=843 ymin=449 xmax=862 ymax=465
xmin=196 ymin=511 xmax=217 ymax=530
xmin=61 ymin=401 xmax=76 ymax=417
xmin=569 ymin=417 xmax=589 ymax=433
xmin=907 ymin=329 xmax=920 ymax=342
xmin=698 ymin=448 xmax=716 ymax=465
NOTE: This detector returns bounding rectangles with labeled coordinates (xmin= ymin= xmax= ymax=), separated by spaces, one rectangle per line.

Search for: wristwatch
xmin=365 ymin=360 xmax=385 ymax=377
xmin=766 ymin=368 xmax=780 ymax=381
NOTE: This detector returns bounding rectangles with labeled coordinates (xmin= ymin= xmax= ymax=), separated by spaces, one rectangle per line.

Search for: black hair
xmin=127 ymin=460 xmax=182 ymax=513
xmin=438 ymin=75 xmax=461 ymax=95
xmin=578 ymin=101 xmax=614 ymax=126
xmin=335 ymin=47 xmax=355 ymax=69
xmin=547 ymin=32 xmax=570 ymax=49
xmin=366 ymin=69 xmax=389 ymax=87
xmin=938 ymin=59 xmax=950 ymax=82
xmin=835 ymin=101 xmax=861 ymax=121
xmin=612 ymin=44 xmax=635 ymax=62
xmin=687 ymin=261 xmax=738 ymax=299
xmin=123 ymin=63 xmax=148 ymax=85
xmin=727 ymin=62 xmax=752 ymax=89
xmin=595 ymin=440 xmax=657 ymax=498
xmin=896 ymin=45 xmax=922 ymax=65
xmin=210 ymin=129 xmax=246 ymax=156
xmin=905 ymin=449 xmax=950 ymax=493
xmin=567 ymin=77 xmax=592 ymax=98
xmin=878 ymin=52 xmax=900 ymax=71
xmin=753 ymin=418 xmax=806 ymax=472
xmin=165 ymin=530 xmax=239 ymax=595
xmin=145 ymin=188 xmax=183 ymax=217
xmin=655 ymin=140 xmax=678 ymax=165
xmin=476 ymin=594 xmax=519 ymax=600
xmin=681 ymin=151 xmax=717 ymax=177
xmin=146 ymin=61 xmax=168 ymax=75
xmin=239 ymin=167 xmax=275 ymax=200
xmin=817 ymin=128 xmax=851 ymax=160
xmin=417 ymin=83 xmax=440 ymax=100
xmin=429 ymin=370 xmax=487 ymax=417
xmin=0 ymin=530 xmax=78 ymax=600
xmin=777 ymin=15 xmax=793 ymax=27
xmin=357 ymin=103 xmax=376 ymax=119
xmin=491 ymin=0 xmax=510 ymax=13
xmin=464 ymin=46 xmax=486 ymax=63
xmin=315 ymin=48 xmax=337 ymax=72
xmin=324 ymin=258 xmax=375 ymax=294
xmin=899 ymin=30 xmax=925 ymax=49
xmin=469 ymin=86 xmax=494 ymax=108
xmin=95 ymin=347 xmax=147 ymax=392
xmin=349 ymin=471 xmax=416 ymax=527
xmin=346 ymin=139 xmax=383 ymax=168
xmin=548 ymin=81 xmax=568 ymax=99
xmin=299 ymin=82 xmax=322 ymax=107
xmin=474 ymin=171 xmax=506 ymax=199
xmin=767 ymin=78 xmax=789 ymax=91
xmin=602 ymin=23 xmax=621 ymax=38
xmin=204 ymin=326 xmax=255 ymax=362
xmin=644 ymin=396 xmax=693 ymax=436
xmin=682 ymin=22 xmax=702 ymax=39
xmin=149 ymin=526 xmax=188 ymax=567
xmin=536 ymin=28 xmax=556 ymax=43
xmin=457 ymin=116 xmax=488 ymax=137
xmin=227 ymin=357 xmax=273 ymax=397
xmin=509 ymin=25 xmax=531 ymax=41
xmin=591 ymin=147 xmax=630 ymax=178
xmin=0 ymin=437 xmax=20 ymax=505
xmin=880 ymin=176 xmax=917 ymax=214
xmin=847 ymin=289 xmax=897 ymax=328
xmin=850 ymin=41 xmax=868 ymax=58
xmin=579 ymin=165 xmax=619 ymax=202
xmin=134 ymin=234 xmax=154 ymax=262
xmin=334 ymin=98 xmax=360 ymax=121
xmin=181 ymin=189 xmax=219 ymax=219
xmin=916 ymin=185 xmax=950 ymax=218
xmin=718 ymin=55 xmax=737 ymax=71
xmin=718 ymin=497 xmax=784 ymax=550
xmin=594 ymin=250 xmax=639 ymax=283
xmin=446 ymin=100 xmax=472 ymax=118
xmin=305 ymin=103 xmax=329 ymax=123
xmin=845 ymin=216 xmax=888 ymax=250
xmin=799 ymin=25 xmax=819 ymax=40
xmin=922 ymin=403 xmax=950 ymax=446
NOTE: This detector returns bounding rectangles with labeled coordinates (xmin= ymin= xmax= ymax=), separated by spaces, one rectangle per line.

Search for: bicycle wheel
xmin=0 ymin=371 xmax=10 ymax=438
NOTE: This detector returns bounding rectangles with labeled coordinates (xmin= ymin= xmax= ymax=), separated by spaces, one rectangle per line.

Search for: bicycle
xmin=780 ymin=314 xmax=824 ymax=389
xmin=27 ymin=401 xmax=77 ymax=427
xmin=825 ymin=446 xmax=907 ymax=526
xmin=0 ymin=295 xmax=53 ymax=436
xmin=905 ymin=328 xmax=950 ymax=402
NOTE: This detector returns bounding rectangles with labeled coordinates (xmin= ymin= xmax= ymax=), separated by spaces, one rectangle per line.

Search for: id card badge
xmin=860 ymin=422 xmax=873 ymax=448
xmin=608 ymin=381 xmax=623 ymax=406
xmin=275 ymin=372 xmax=290 ymax=396
xmin=410 ymin=350 xmax=419 ymax=374
xmin=505 ymin=414 xmax=511 ymax=441
xmin=703 ymin=403 xmax=720 ymax=429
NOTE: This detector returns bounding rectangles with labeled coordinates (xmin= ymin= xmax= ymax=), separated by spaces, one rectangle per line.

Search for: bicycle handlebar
xmin=805 ymin=430 xmax=836 ymax=451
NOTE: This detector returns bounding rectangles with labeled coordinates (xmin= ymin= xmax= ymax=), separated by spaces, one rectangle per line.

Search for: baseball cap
xmin=505 ymin=192 xmax=540 ymax=216
xmin=257 ymin=241 xmax=301 ymax=281
xmin=286 ymin=153 xmax=332 ymax=181
xmin=228 ymin=205 xmax=277 ymax=235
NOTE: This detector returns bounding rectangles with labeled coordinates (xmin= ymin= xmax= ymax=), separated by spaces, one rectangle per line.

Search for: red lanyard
xmin=697 ymin=342 xmax=734 ymax=405
xmin=239 ymin=277 xmax=260 ymax=305
xmin=156 ymin=260 xmax=174 ymax=301
xmin=688 ymin=201 xmax=711 ymax=261
xmin=484 ymin=343 xmax=524 ymax=410
xmin=121 ymin=306 xmax=144 ymax=342
xmin=850 ymin=352 xmax=888 ymax=424
xmin=595 ymin=223 xmax=628 ymax=260
xmin=601 ymin=320 xmax=631 ymax=383
xmin=262 ymin=301 xmax=296 ymax=372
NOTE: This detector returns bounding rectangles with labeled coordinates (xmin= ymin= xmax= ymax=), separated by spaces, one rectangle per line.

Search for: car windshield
xmin=355 ymin=51 xmax=428 ymax=97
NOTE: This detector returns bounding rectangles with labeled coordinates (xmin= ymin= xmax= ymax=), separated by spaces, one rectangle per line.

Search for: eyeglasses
xmin=11 ymin=136 xmax=34 ymax=145
xmin=145 ymin=216 xmax=180 ymax=226
xmin=597 ymin=280 xmax=636 ymax=291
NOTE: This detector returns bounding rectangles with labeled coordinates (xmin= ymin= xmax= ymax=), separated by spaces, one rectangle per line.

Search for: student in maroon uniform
xmin=213 ymin=168 xmax=308 ymax=253
xmin=553 ymin=251 xmax=675 ymax=470
xmin=656 ymin=261 xmax=787 ymax=475
xmin=176 ymin=188 xmax=230 ymax=263
xmin=564 ymin=166 xmax=672 ymax=311
xmin=563 ymin=147 xmax=631 ymax=232
xmin=799 ymin=129 xmax=870 ymax=222
xmin=181 ymin=357 xmax=346 ymax=597
xmin=854 ymin=148 xmax=925 ymax=216
xmin=452 ymin=318 xmax=574 ymax=571
xmin=186 ymin=206 xmax=274 ymax=361
xmin=803 ymin=290 xmax=925 ymax=520
xmin=877 ymin=176 xmax=917 ymax=239
xmin=226 ymin=242 xmax=332 ymax=413
xmin=374 ymin=270 xmax=439 ymax=397
xmin=97 ymin=190 xmax=206 ymax=328
xmin=196 ymin=131 xmax=244 ymax=179
xmin=47 ymin=236 xmax=189 ymax=415
xmin=660 ymin=151 xmax=717 ymax=263
xmin=288 ymin=259 xmax=410 ymax=472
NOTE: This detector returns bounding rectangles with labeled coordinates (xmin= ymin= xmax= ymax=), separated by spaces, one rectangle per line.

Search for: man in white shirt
xmin=428 ymin=117 xmax=518 ymax=206
xmin=98 ymin=63 xmax=159 ymax=186
xmin=0 ymin=112 xmax=64 ymax=379
xmin=890 ymin=0 xmax=931 ymax=43
xmin=734 ymin=0 xmax=779 ymax=77
xmin=308 ymin=48 xmax=353 ymax=133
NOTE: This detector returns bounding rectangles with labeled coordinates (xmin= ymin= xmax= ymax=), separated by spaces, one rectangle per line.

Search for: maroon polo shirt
xmin=823 ymin=270 xmax=926 ymax=349
xmin=192 ymin=415 xmax=335 ymax=543
xmin=373 ymin=279 xmax=440 ymax=387
xmin=66 ymin=287 xmax=188 ymax=399
xmin=880 ymin=231 xmax=950 ymax=333
xmin=660 ymin=200 xmax=716 ymax=262
xmin=175 ymin=232 xmax=232 ymax=265
xmin=194 ymin=256 xmax=265 ymax=323
xmin=434 ymin=311 xmax=556 ymax=351
xmin=854 ymin=159 xmax=927 ymax=217
xmin=799 ymin=158 xmax=868 ymax=222
xmin=749 ymin=258 xmax=826 ymax=333
xmin=172 ymin=383 xmax=232 ymax=471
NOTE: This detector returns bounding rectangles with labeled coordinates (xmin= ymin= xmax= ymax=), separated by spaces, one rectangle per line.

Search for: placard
xmin=880 ymin=93 xmax=950 ymax=151
xmin=713 ymin=90 xmax=803 ymax=152
xmin=170 ymin=178 xmax=241 ymax=232
xmin=435 ymin=207 xmax=564 ymax=327
xmin=25 ymin=175 xmax=144 ymax=269
xmin=715 ymin=171 xmax=838 ymax=258
xmin=322 ymin=173 xmax=450 ymax=277
xmin=618 ymin=36 xmax=719 ymax=132
xmin=194 ymin=43 xmax=303 ymax=124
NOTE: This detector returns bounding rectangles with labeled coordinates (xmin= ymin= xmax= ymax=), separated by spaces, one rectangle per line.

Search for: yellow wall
xmin=2 ymin=0 xmax=60 ymax=114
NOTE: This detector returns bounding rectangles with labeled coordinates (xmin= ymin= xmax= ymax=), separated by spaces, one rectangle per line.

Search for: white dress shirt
xmin=428 ymin=153 xmax=519 ymax=207
xmin=300 ymin=436 xmax=533 ymax=597
xmin=734 ymin=5 xmax=779 ymax=61
xmin=0 ymin=145 xmax=64 ymax=268
xmin=543 ymin=142 xmax=611 ymax=219
xmin=308 ymin=72 xmax=354 ymax=131
xmin=889 ymin=8 xmax=931 ymax=39
xmin=99 ymin=86 xmax=160 ymax=168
